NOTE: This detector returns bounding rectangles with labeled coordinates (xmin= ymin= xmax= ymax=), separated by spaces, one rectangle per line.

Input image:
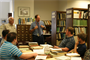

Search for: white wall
xmin=59 ymin=0 xmax=90 ymax=11
xmin=14 ymin=0 xmax=34 ymax=24
xmin=34 ymin=0 xmax=59 ymax=20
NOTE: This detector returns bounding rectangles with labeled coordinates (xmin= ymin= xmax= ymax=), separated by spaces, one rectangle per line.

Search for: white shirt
xmin=5 ymin=23 xmax=16 ymax=33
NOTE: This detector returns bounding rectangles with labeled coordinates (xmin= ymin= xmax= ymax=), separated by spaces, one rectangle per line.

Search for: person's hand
xmin=54 ymin=46 xmax=59 ymax=49
xmin=41 ymin=25 xmax=45 ymax=28
xmin=34 ymin=26 xmax=38 ymax=29
xmin=33 ymin=53 xmax=38 ymax=57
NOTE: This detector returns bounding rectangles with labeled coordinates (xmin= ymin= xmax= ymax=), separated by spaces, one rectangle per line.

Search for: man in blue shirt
xmin=69 ymin=33 xmax=87 ymax=58
xmin=0 ymin=32 xmax=38 ymax=60
xmin=30 ymin=15 xmax=46 ymax=45
xmin=54 ymin=27 xmax=75 ymax=52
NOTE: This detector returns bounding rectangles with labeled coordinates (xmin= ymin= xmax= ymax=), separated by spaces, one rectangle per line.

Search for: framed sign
xmin=18 ymin=7 xmax=30 ymax=17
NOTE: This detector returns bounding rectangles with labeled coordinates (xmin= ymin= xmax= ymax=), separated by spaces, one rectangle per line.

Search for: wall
xmin=14 ymin=0 xmax=34 ymax=24
xmin=59 ymin=0 xmax=90 ymax=11
xmin=34 ymin=0 xmax=59 ymax=20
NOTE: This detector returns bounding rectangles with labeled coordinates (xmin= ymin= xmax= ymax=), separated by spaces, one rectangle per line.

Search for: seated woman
xmin=69 ymin=33 xmax=87 ymax=58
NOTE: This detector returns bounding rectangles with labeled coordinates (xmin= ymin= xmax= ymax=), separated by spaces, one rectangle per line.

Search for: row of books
xmin=74 ymin=27 xmax=87 ymax=35
xmin=57 ymin=20 xmax=66 ymax=26
xmin=73 ymin=19 xmax=87 ymax=26
xmin=18 ymin=18 xmax=35 ymax=24
xmin=56 ymin=33 xmax=66 ymax=39
xmin=42 ymin=20 xmax=51 ymax=25
xmin=74 ymin=10 xmax=88 ymax=19
xmin=57 ymin=27 xmax=66 ymax=32
xmin=57 ymin=13 xmax=66 ymax=20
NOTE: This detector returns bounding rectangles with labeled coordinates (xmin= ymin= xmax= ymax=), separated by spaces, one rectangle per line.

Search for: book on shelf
xmin=73 ymin=10 xmax=88 ymax=19
xmin=56 ymin=33 xmax=66 ymax=39
xmin=74 ymin=27 xmax=87 ymax=35
xmin=73 ymin=19 xmax=87 ymax=26
xmin=57 ymin=27 xmax=65 ymax=32
xmin=42 ymin=20 xmax=51 ymax=25
xmin=57 ymin=13 xmax=66 ymax=20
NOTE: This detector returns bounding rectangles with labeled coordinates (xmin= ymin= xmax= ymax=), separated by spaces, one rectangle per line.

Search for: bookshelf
xmin=88 ymin=4 xmax=90 ymax=49
xmin=66 ymin=8 xmax=88 ymax=48
xmin=51 ymin=11 xmax=66 ymax=46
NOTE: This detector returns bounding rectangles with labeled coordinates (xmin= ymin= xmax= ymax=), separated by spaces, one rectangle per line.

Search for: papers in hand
xmin=50 ymin=48 xmax=62 ymax=52
xmin=35 ymin=55 xmax=47 ymax=60
xmin=33 ymin=49 xmax=44 ymax=54
xmin=66 ymin=53 xmax=80 ymax=57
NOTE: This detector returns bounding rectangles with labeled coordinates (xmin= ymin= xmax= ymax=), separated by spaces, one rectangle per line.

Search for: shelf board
xmin=56 ymin=32 xmax=66 ymax=33
xmin=56 ymin=38 xmax=64 ymax=40
xmin=57 ymin=19 xmax=66 ymax=21
xmin=73 ymin=18 xmax=88 ymax=20
xmin=73 ymin=26 xmax=87 ymax=27
xmin=45 ymin=25 xmax=51 ymax=27
xmin=57 ymin=25 xmax=66 ymax=27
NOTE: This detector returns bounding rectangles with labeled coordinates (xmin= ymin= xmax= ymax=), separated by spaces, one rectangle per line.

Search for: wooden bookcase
xmin=88 ymin=4 xmax=90 ymax=49
xmin=66 ymin=8 xmax=88 ymax=48
xmin=51 ymin=11 xmax=66 ymax=46
xmin=17 ymin=24 xmax=52 ymax=45
xmin=17 ymin=25 xmax=32 ymax=45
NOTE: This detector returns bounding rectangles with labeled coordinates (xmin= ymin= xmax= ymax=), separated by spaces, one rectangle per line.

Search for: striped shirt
xmin=0 ymin=41 xmax=22 ymax=60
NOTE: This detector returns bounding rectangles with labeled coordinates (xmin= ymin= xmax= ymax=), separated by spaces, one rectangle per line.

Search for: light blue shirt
xmin=30 ymin=21 xmax=46 ymax=35
xmin=0 ymin=41 xmax=22 ymax=60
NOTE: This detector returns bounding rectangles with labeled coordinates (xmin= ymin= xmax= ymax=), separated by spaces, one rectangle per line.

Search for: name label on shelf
xmin=52 ymin=12 xmax=55 ymax=15
xmin=67 ymin=15 xmax=72 ymax=18
xmin=52 ymin=16 xmax=55 ymax=18
xmin=67 ymin=10 xmax=72 ymax=14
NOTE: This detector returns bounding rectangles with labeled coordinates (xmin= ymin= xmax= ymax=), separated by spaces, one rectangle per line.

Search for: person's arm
xmin=30 ymin=23 xmax=38 ymax=33
xmin=30 ymin=26 xmax=38 ymax=33
xmin=74 ymin=41 xmax=79 ymax=53
xmin=19 ymin=52 xmax=38 ymax=59
xmin=40 ymin=21 xmax=46 ymax=29
xmin=68 ymin=49 xmax=74 ymax=53
xmin=54 ymin=46 xmax=69 ymax=52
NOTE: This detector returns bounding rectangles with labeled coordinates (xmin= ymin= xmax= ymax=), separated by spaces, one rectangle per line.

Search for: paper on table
xmin=55 ymin=56 xmax=70 ymax=60
xmin=50 ymin=48 xmax=62 ymax=51
xmin=40 ymin=44 xmax=53 ymax=48
xmin=71 ymin=57 xmax=81 ymax=60
xmin=33 ymin=49 xmax=44 ymax=54
xmin=66 ymin=53 xmax=80 ymax=57
xmin=35 ymin=55 xmax=47 ymax=60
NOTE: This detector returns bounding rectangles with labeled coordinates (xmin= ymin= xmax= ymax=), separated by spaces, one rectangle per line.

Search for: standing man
xmin=30 ymin=15 xmax=46 ymax=45
xmin=4 ymin=17 xmax=16 ymax=33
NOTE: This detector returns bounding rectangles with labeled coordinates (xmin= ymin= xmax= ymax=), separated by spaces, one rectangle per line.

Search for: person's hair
xmin=35 ymin=15 xmax=39 ymax=19
xmin=7 ymin=32 xmax=17 ymax=42
xmin=67 ymin=27 xmax=74 ymax=34
xmin=77 ymin=33 xmax=87 ymax=41
xmin=2 ymin=30 xmax=9 ymax=38
xmin=8 ymin=17 xmax=14 ymax=21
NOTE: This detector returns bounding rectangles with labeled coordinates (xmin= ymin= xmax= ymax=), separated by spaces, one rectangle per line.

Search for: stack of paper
xmin=40 ymin=44 xmax=53 ymax=48
xmin=66 ymin=53 xmax=80 ymax=57
xmin=33 ymin=49 xmax=44 ymax=54
xmin=31 ymin=46 xmax=43 ymax=49
xmin=71 ymin=57 xmax=81 ymax=60
xmin=50 ymin=48 xmax=62 ymax=52
xmin=35 ymin=55 xmax=47 ymax=60
xmin=55 ymin=56 xmax=70 ymax=60
xmin=19 ymin=45 xmax=29 ymax=48
xmin=19 ymin=48 xmax=29 ymax=51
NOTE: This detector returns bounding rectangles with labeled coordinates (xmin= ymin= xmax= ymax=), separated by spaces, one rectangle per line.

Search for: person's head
xmin=7 ymin=32 xmax=17 ymax=45
xmin=8 ymin=17 xmax=14 ymax=25
xmin=66 ymin=27 xmax=74 ymax=36
xmin=35 ymin=15 xmax=40 ymax=22
xmin=2 ymin=30 xmax=9 ymax=39
xmin=77 ymin=33 xmax=87 ymax=42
